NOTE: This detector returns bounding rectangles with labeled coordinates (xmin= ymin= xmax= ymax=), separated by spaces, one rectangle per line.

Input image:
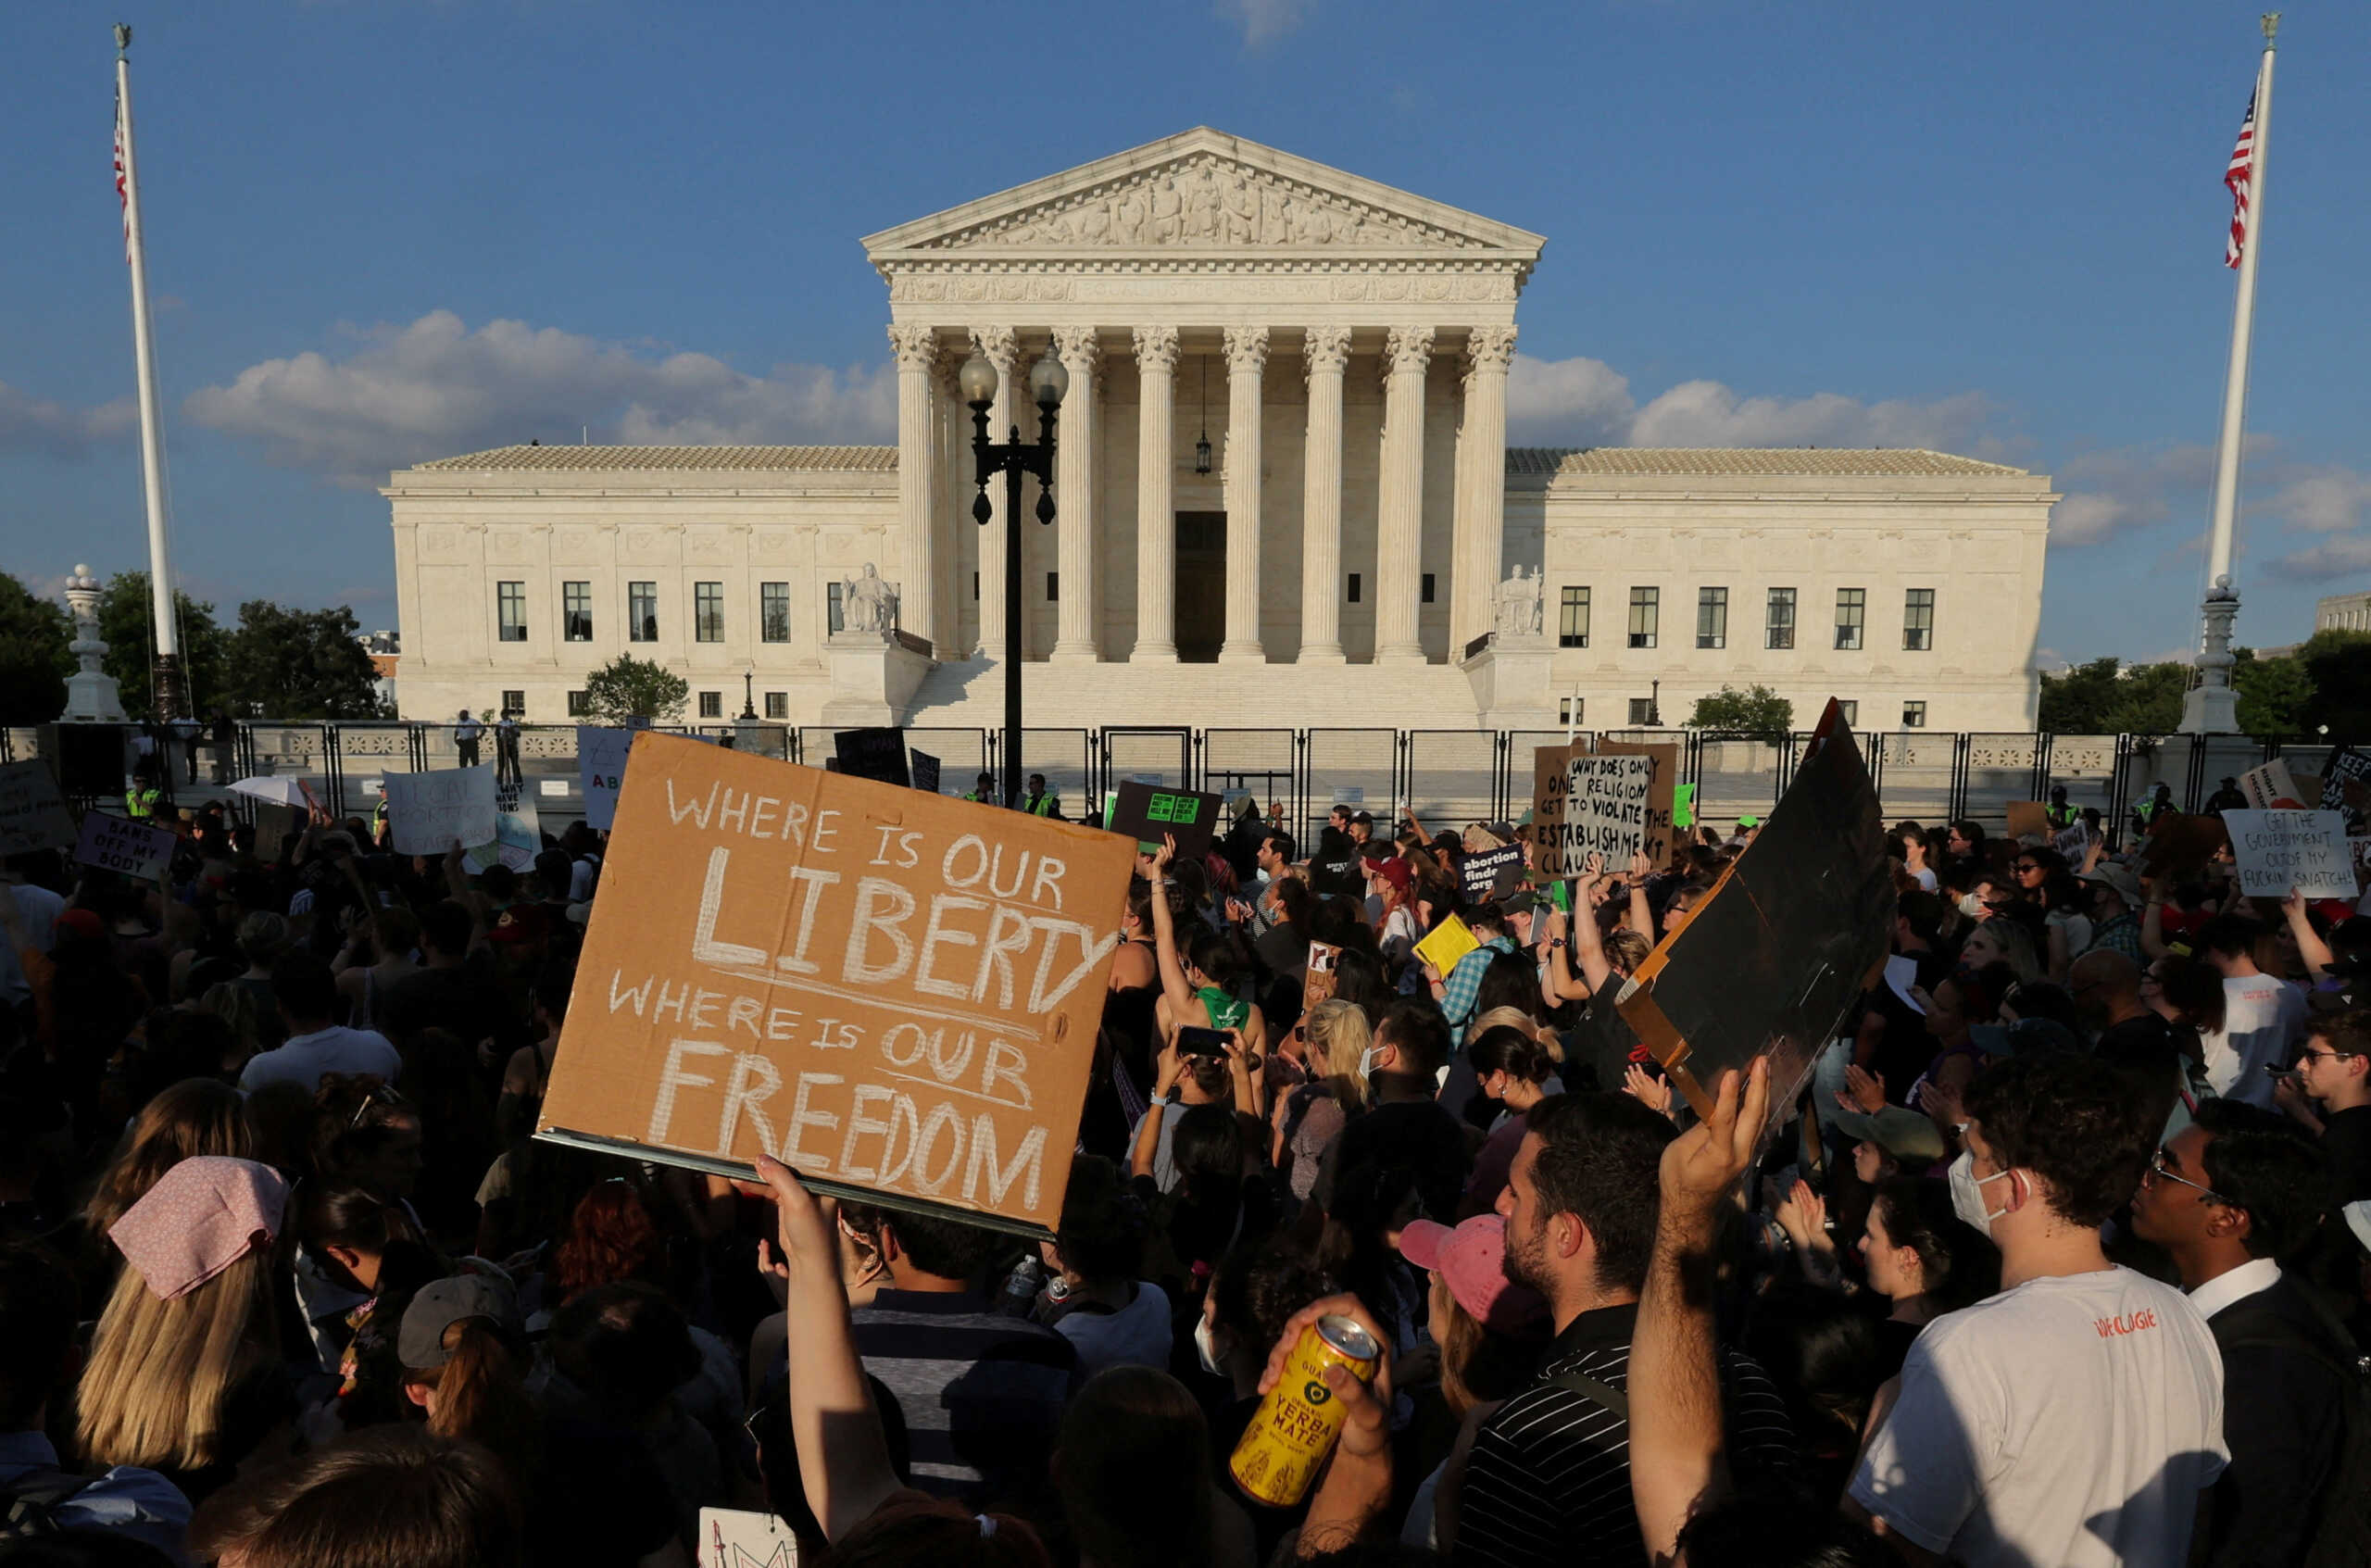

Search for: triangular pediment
xmin=861 ymin=128 xmax=1544 ymax=262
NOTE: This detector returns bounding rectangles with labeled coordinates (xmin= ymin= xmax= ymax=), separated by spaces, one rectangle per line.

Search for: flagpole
xmin=2182 ymin=13 xmax=2279 ymax=734
xmin=114 ymin=23 xmax=183 ymax=721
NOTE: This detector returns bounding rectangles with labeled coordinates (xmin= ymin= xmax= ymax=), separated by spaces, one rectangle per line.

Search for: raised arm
xmin=2284 ymin=887 xmax=2334 ymax=980
xmin=1145 ymin=835 xmax=1203 ymax=1021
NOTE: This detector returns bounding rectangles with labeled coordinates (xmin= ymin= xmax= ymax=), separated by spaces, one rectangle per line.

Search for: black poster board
xmin=1109 ymin=780 xmax=1224 ymax=859
xmin=53 ymin=725 xmax=129 ymax=797
xmin=1460 ymin=845 xmax=1525 ymax=899
xmin=909 ymin=749 xmax=942 ymax=796
xmin=832 ymin=728 xmax=911 ymax=789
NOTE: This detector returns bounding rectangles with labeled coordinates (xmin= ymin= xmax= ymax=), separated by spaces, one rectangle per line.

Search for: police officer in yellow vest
xmin=1018 ymin=773 xmax=1061 ymax=820
xmin=124 ymin=769 xmax=162 ymax=822
xmin=2044 ymin=784 xmax=2076 ymax=830
xmin=962 ymin=771 xmax=997 ymax=804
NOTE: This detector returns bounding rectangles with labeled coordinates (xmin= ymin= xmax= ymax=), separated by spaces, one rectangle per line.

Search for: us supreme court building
xmin=388 ymin=128 xmax=2054 ymax=734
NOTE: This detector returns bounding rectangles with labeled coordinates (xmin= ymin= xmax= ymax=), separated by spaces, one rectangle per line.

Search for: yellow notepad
xmin=1413 ymin=913 xmax=1481 ymax=976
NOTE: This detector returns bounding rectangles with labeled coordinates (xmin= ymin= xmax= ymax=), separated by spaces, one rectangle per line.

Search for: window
xmin=496 ymin=582 xmax=527 ymax=643
xmin=1347 ymin=573 xmax=1362 ymax=604
xmin=500 ymin=689 xmax=524 ymax=717
xmin=1696 ymin=587 xmax=1728 ymax=650
xmin=563 ymin=581 xmax=593 ymax=642
xmin=1837 ymin=700 xmax=1858 ymax=726
xmin=760 ymin=582 xmax=791 ymax=644
xmin=566 ymin=690 xmax=590 ymax=717
xmin=1421 ymin=573 xmax=1436 ymax=604
xmin=1765 ymin=587 xmax=1796 ymax=650
xmin=1902 ymin=700 xmax=1927 ymax=729
xmin=1627 ymin=587 xmax=1659 ymax=648
xmin=628 ymin=582 xmax=659 ymax=643
xmin=1046 ymin=571 xmax=1059 ymax=601
xmin=1559 ymin=587 xmax=1590 ymax=648
xmin=1834 ymin=588 xmax=1865 ymax=651
xmin=1628 ymin=698 xmax=1654 ymax=725
xmin=697 ymin=691 xmax=722 ymax=720
xmin=1559 ymin=697 xmax=1584 ymax=726
xmin=694 ymin=582 xmax=724 ymax=644
xmin=827 ymin=583 xmax=845 ymax=634
xmin=763 ymin=692 xmax=788 ymax=721
xmin=1903 ymin=588 xmax=1935 ymax=651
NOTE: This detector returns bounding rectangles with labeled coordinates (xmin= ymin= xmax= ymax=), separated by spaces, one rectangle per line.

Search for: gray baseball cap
xmin=397 ymin=1274 xmax=520 ymax=1370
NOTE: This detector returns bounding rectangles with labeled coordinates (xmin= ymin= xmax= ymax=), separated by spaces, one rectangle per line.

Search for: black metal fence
xmin=2 ymin=721 xmax=2326 ymax=846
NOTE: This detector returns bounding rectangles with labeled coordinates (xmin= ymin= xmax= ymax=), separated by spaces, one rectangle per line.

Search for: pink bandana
xmin=108 ymin=1157 xmax=288 ymax=1300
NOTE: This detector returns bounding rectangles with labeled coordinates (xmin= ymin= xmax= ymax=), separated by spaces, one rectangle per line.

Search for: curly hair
xmin=1962 ymin=1054 xmax=2154 ymax=1228
xmin=549 ymin=1180 xmax=665 ymax=1298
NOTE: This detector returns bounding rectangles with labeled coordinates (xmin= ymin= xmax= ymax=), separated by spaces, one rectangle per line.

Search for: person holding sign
xmin=1146 ymin=835 xmax=1268 ymax=1063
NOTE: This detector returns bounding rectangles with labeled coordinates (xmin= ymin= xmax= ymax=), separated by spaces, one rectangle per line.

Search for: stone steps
xmin=902 ymin=655 xmax=1482 ymax=729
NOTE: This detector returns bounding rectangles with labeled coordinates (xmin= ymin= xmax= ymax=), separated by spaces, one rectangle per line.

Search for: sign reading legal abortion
xmin=536 ymin=733 xmax=1135 ymax=1236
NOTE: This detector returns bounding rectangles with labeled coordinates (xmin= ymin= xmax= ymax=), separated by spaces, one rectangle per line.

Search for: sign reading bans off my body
xmin=537 ymin=733 xmax=1135 ymax=1236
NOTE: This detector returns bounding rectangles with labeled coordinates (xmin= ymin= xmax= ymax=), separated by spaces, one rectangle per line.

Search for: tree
xmin=2039 ymin=658 xmax=2189 ymax=735
xmin=94 ymin=571 xmax=232 ymax=721
xmin=221 ymin=600 xmax=388 ymax=720
xmin=2303 ymin=633 xmax=2371 ymax=742
xmin=1685 ymin=684 xmax=1792 ymax=739
xmin=2230 ymin=648 xmax=2314 ymax=737
xmin=0 ymin=572 xmax=72 ymax=726
xmin=581 ymin=654 xmax=688 ymax=725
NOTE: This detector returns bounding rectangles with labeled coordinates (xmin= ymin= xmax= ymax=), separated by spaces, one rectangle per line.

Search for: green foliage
xmin=2231 ymin=648 xmax=2314 ymax=736
xmin=222 ymin=600 xmax=387 ymax=720
xmin=2038 ymin=658 xmax=2189 ymax=736
xmin=1684 ymin=684 xmax=1793 ymax=738
xmin=95 ymin=571 xmax=232 ymax=721
xmin=2303 ymin=634 xmax=2371 ymax=741
xmin=0 ymin=573 xmax=72 ymax=725
xmin=581 ymin=655 xmax=688 ymax=725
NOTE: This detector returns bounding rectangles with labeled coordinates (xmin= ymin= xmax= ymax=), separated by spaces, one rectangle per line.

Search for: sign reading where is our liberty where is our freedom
xmin=536 ymin=732 xmax=1137 ymax=1237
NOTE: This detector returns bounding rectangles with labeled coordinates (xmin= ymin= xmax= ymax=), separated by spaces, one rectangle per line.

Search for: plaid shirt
xmin=1441 ymin=936 xmax=1517 ymax=1030
xmin=2084 ymin=910 xmax=2143 ymax=961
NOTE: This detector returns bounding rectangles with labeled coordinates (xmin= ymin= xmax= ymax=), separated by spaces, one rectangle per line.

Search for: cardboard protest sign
xmin=466 ymin=783 xmax=542 ymax=873
xmin=697 ymin=1508 xmax=797 ymax=1568
xmin=1531 ymin=744 xmax=1576 ymax=878
xmin=537 ymin=733 xmax=1135 ymax=1236
xmin=1591 ymin=700 xmax=1892 ymax=1140
xmin=0 ymin=761 xmax=78 ymax=858
xmin=2239 ymin=759 xmax=2306 ymax=810
xmin=910 ymin=749 xmax=941 ymax=796
xmin=1460 ymin=845 xmax=1524 ymax=900
xmin=2003 ymin=801 xmax=2051 ymax=841
xmin=384 ymin=765 xmax=498 ymax=855
xmin=2223 ymin=809 xmax=2354 ymax=898
xmin=1560 ymin=753 xmax=1658 ymax=867
xmin=579 ymin=727 xmax=634 ymax=831
xmin=2325 ymin=746 xmax=2371 ymax=811
xmin=1595 ymin=742 xmax=1680 ymax=868
xmin=2139 ymin=811 xmax=2230 ymax=882
xmin=1413 ymin=913 xmax=1481 ymax=977
xmin=74 ymin=811 xmax=177 ymax=882
xmin=833 ymin=728 xmax=911 ymax=789
xmin=1302 ymin=941 xmax=1342 ymax=1016
xmin=51 ymin=725 xmax=127 ymax=797
xmin=1674 ymin=782 xmax=1696 ymax=830
xmin=1109 ymin=781 xmax=1223 ymax=859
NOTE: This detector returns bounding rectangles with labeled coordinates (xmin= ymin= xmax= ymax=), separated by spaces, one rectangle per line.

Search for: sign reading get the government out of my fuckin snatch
xmin=537 ymin=733 xmax=1135 ymax=1236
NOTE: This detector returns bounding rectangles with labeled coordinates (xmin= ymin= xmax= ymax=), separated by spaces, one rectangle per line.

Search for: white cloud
xmin=1506 ymin=354 xmax=1635 ymax=445
xmin=2264 ymin=466 xmax=2371 ymax=534
xmin=1506 ymin=351 xmax=1993 ymax=455
xmin=2265 ymin=535 xmax=2371 ymax=582
xmin=1215 ymin=0 xmax=1314 ymax=46
xmin=186 ymin=310 xmax=896 ymax=486
xmin=2045 ymin=442 xmax=2223 ymax=550
xmin=0 ymin=382 xmax=136 ymax=457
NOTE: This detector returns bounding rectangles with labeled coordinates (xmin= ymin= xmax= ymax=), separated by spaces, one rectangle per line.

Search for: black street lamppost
xmin=1649 ymin=679 xmax=1662 ymax=728
xmin=960 ymin=347 xmax=1067 ymax=807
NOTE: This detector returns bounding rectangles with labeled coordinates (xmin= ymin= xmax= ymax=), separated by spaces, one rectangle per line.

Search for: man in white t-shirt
xmin=0 ymin=867 xmax=67 ymax=1008
xmin=239 ymin=950 xmax=401 ymax=1095
xmin=2196 ymin=915 xmax=2307 ymax=1108
xmin=1847 ymin=1053 xmax=2226 ymax=1567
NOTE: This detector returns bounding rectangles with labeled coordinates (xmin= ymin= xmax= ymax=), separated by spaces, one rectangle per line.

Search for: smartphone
xmin=1178 ymin=1026 xmax=1230 ymax=1060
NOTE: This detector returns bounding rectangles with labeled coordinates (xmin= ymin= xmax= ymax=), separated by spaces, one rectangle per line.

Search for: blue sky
xmin=5 ymin=0 xmax=2365 ymax=664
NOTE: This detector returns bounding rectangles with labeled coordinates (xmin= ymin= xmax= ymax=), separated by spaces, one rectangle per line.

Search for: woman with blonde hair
xmin=1271 ymin=997 xmax=1370 ymax=1200
xmin=82 ymin=1077 xmax=254 ymax=1241
xmin=78 ymin=1155 xmax=297 ymax=1506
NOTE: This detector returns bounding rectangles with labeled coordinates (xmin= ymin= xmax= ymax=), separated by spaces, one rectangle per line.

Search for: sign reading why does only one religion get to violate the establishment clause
xmin=536 ymin=733 xmax=1137 ymax=1237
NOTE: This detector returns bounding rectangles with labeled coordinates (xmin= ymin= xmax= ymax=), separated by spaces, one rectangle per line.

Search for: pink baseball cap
xmin=1399 ymin=1214 xmax=1548 ymax=1336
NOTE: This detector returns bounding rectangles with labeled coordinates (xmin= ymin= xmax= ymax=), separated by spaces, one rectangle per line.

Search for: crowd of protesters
xmin=1 ymin=772 xmax=2368 ymax=1568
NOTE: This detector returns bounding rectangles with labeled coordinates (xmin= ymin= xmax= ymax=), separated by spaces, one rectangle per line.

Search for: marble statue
xmin=1495 ymin=565 xmax=1544 ymax=639
xmin=842 ymin=562 xmax=898 ymax=636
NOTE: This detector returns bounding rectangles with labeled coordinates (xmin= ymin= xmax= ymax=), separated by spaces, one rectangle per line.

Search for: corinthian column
xmin=887 ymin=324 xmax=940 ymax=655
xmin=1451 ymin=326 xmax=1517 ymax=653
xmin=1298 ymin=326 xmax=1351 ymax=664
xmin=1375 ymin=325 xmax=1435 ymax=664
xmin=971 ymin=326 xmax=1017 ymax=659
xmin=1219 ymin=326 xmax=1270 ymax=663
xmin=1131 ymin=326 xmax=1180 ymax=662
xmin=1050 ymin=327 xmax=1102 ymax=663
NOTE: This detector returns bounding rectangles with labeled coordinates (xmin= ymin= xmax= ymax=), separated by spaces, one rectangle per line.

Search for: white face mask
xmin=1358 ymin=1044 xmax=1389 ymax=1085
xmin=1193 ymin=1316 xmax=1231 ymax=1376
xmin=1958 ymin=893 xmax=1985 ymax=919
xmin=1948 ymin=1149 xmax=2015 ymax=1236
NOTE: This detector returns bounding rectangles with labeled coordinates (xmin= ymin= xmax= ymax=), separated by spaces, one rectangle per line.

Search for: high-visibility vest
xmin=125 ymin=785 xmax=160 ymax=822
xmin=1022 ymin=793 xmax=1057 ymax=817
xmin=2046 ymin=802 xmax=2076 ymax=828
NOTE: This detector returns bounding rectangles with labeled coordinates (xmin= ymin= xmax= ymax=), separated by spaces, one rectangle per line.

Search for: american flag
xmin=2225 ymin=90 xmax=2257 ymax=270
xmin=113 ymin=88 xmax=132 ymax=263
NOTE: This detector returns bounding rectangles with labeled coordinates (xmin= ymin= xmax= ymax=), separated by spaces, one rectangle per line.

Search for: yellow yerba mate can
xmin=1229 ymin=1313 xmax=1382 ymax=1508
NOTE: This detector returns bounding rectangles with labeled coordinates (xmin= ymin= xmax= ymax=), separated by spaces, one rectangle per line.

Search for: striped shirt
xmin=1452 ymin=1301 xmax=1795 ymax=1568
xmin=851 ymin=1288 xmax=1081 ymax=1503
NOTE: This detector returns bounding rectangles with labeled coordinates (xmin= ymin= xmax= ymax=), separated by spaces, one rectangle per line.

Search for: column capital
xmin=972 ymin=325 xmax=1018 ymax=370
xmin=1223 ymin=325 xmax=1271 ymax=375
xmin=1462 ymin=326 xmax=1518 ymax=376
xmin=1132 ymin=324 xmax=1181 ymax=374
xmin=887 ymin=324 xmax=939 ymax=369
xmin=1303 ymin=325 xmax=1353 ymax=377
xmin=1385 ymin=325 xmax=1436 ymax=377
xmin=1052 ymin=326 xmax=1103 ymax=373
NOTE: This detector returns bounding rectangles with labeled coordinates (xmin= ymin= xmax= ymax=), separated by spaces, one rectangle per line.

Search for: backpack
xmin=2222 ymin=1291 xmax=2371 ymax=1568
xmin=0 ymin=1467 xmax=96 ymax=1539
